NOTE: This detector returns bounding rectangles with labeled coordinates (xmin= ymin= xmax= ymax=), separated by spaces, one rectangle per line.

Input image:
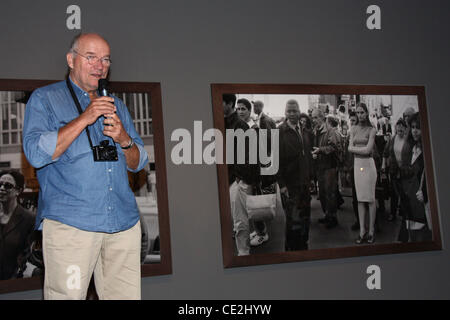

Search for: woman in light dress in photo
xmin=348 ymin=103 xmax=378 ymax=244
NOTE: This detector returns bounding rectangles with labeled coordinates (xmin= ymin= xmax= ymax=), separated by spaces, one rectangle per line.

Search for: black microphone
xmin=98 ymin=79 xmax=113 ymax=126
xmin=98 ymin=78 xmax=109 ymax=97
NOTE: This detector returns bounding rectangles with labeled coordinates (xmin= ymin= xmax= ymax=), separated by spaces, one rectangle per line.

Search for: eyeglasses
xmin=72 ymin=50 xmax=112 ymax=66
xmin=0 ymin=181 xmax=16 ymax=191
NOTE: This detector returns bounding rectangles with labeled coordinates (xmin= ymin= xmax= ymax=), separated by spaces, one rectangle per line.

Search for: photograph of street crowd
xmin=221 ymin=91 xmax=436 ymax=258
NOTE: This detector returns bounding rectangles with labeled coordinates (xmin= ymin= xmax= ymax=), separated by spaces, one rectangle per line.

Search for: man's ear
xmin=67 ymin=52 xmax=74 ymax=69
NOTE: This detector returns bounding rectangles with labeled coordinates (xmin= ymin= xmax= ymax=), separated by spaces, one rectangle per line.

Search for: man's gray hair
xmin=69 ymin=33 xmax=83 ymax=54
xmin=312 ymin=107 xmax=325 ymax=119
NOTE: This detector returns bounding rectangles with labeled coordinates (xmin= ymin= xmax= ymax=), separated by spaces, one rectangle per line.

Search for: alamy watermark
xmin=66 ymin=264 xmax=81 ymax=290
xmin=66 ymin=5 xmax=81 ymax=30
xmin=366 ymin=5 xmax=381 ymax=30
xmin=366 ymin=265 xmax=381 ymax=290
xmin=171 ymin=121 xmax=279 ymax=176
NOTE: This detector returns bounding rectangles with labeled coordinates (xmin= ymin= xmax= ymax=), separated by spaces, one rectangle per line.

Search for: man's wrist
xmin=78 ymin=113 xmax=91 ymax=129
xmin=120 ymin=138 xmax=134 ymax=149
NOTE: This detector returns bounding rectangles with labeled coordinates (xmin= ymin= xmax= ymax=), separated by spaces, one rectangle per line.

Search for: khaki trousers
xmin=42 ymin=219 xmax=141 ymax=300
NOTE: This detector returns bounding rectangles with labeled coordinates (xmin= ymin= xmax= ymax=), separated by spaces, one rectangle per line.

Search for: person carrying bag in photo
xmin=246 ymin=182 xmax=277 ymax=222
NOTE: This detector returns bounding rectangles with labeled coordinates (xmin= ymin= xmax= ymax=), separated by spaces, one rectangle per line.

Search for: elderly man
xmin=23 ymin=33 xmax=148 ymax=299
xmin=278 ymin=100 xmax=313 ymax=250
xmin=311 ymin=108 xmax=340 ymax=229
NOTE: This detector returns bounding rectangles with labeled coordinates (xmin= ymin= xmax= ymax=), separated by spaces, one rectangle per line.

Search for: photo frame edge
xmin=0 ymin=79 xmax=172 ymax=294
xmin=211 ymin=82 xmax=443 ymax=269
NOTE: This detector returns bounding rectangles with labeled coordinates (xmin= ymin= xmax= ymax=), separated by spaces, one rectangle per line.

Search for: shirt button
xmin=108 ymin=207 xmax=112 ymax=210
xmin=108 ymin=169 xmax=112 ymax=172
xmin=109 ymin=187 xmax=113 ymax=191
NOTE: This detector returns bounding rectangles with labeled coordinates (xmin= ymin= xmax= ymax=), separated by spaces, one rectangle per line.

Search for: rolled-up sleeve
xmin=22 ymin=90 xmax=60 ymax=168
xmin=115 ymin=98 xmax=149 ymax=172
xmin=131 ymin=141 xmax=149 ymax=172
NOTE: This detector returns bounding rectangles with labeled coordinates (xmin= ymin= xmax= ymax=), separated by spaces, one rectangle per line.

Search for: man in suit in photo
xmin=277 ymin=100 xmax=313 ymax=250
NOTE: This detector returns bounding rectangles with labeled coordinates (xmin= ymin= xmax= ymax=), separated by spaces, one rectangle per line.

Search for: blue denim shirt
xmin=22 ymin=78 xmax=149 ymax=233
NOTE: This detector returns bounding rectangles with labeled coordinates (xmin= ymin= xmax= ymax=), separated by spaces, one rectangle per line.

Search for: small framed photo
xmin=0 ymin=79 xmax=172 ymax=294
xmin=211 ymin=83 xmax=442 ymax=268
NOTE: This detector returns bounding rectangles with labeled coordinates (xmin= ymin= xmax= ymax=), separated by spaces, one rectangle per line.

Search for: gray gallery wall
xmin=0 ymin=0 xmax=449 ymax=299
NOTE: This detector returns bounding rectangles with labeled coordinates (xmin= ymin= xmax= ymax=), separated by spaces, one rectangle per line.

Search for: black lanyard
xmin=65 ymin=77 xmax=96 ymax=150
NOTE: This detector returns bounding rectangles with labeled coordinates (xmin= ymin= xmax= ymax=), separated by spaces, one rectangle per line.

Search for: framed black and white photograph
xmin=0 ymin=79 xmax=172 ymax=295
xmin=211 ymin=83 xmax=442 ymax=268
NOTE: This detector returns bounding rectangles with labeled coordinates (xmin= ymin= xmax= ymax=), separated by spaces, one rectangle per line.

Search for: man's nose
xmin=92 ymin=59 xmax=105 ymax=69
xmin=94 ymin=64 xmax=104 ymax=71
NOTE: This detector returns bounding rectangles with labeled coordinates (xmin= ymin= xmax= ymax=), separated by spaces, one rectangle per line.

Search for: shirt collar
xmin=286 ymin=120 xmax=299 ymax=130
xmin=246 ymin=118 xmax=257 ymax=128
xmin=68 ymin=76 xmax=92 ymax=100
xmin=411 ymin=145 xmax=422 ymax=164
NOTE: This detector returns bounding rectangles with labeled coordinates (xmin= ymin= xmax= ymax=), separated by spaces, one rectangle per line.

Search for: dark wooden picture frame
xmin=0 ymin=79 xmax=172 ymax=294
xmin=211 ymin=83 xmax=442 ymax=268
